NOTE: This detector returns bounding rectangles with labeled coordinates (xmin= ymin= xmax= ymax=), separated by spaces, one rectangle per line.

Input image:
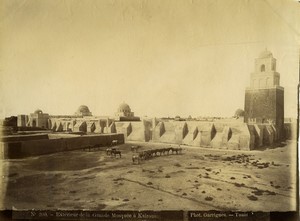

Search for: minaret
xmin=244 ymin=49 xmax=284 ymax=140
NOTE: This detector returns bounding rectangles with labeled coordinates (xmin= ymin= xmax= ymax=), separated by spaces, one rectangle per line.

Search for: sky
xmin=0 ymin=0 xmax=299 ymax=119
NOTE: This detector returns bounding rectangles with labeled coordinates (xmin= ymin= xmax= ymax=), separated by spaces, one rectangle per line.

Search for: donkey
xmin=111 ymin=149 xmax=121 ymax=158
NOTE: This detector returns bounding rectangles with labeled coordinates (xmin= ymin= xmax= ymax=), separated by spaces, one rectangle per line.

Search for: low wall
xmin=0 ymin=134 xmax=49 ymax=142
xmin=48 ymin=133 xmax=81 ymax=139
xmin=17 ymin=126 xmax=48 ymax=131
xmin=0 ymin=133 xmax=124 ymax=159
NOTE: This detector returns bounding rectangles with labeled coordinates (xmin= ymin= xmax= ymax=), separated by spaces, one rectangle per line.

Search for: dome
xmin=34 ymin=109 xmax=43 ymax=114
xmin=259 ymin=49 xmax=273 ymax=58
xmin=118 ymin=102 xmax=131 ymax=112
xmin=76 ymin=105 xmax=92 ymax=116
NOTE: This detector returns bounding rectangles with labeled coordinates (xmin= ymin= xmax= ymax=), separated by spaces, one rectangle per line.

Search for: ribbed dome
xmin=34 ymin=109 xmax=43 ymax=114
xmin=259 ymin=49 xmax=273 ymax=58
xmin=118 ymin=102 xmax=131 ymax=112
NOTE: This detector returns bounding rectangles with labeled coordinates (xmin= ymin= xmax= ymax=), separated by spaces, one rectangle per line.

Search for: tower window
xmin=261 ymin=64 xmax=265 ymax=72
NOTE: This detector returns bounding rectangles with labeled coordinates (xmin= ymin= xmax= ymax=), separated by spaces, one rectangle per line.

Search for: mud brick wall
xmin=0 ymin=134 xmax=49 ymax=142
xmin=0 ymin=133 xmax=124 ymax=159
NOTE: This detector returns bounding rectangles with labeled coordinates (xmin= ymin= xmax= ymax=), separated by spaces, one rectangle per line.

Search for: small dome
xmin=118 ymin=102 xmax=131 ymax=112
xmin=259 ymin=49 xmax=273 ymax=58
xmin=34 ymin=109 xmax=43 ymax=114
xmin=76 ymin=105 xmax=91 ymax=116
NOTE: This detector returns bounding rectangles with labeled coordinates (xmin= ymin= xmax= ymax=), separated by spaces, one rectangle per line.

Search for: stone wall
xmin=0 ymin=134 xmax=49 ymax=142
xmin=125 ymin=119 xmax=288 ymax=151
xmin=0 ymin=133 xmax=124 ymax=159
xmin=0 ymin=120 xmax=292 ymax=160
xmin=210 ymin=124 xmax=230 ymax=149
xmin=244 ymin=88 xmax=284 ymax=139
xmin=227 ymin=124 xmax=252 ymax=150
xmin=115 ymin=122 xmax=132 ymax=139
xmin=46 ymin=117 xmax=289 ymax=151
xmin=127 ymin=121 xmax=151 ymax=142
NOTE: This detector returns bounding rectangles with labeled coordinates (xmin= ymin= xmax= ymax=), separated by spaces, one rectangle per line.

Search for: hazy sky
xmin=0 ymin=0 xmax=299 ymax=118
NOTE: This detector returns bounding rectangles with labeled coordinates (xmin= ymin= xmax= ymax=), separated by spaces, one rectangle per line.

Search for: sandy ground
xmin=0 ymin=141 xmax=297 ymax=211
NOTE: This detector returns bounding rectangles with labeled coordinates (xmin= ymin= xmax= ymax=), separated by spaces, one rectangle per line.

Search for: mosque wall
xmin=11 ymin=91 xmax=295 ymax=155
xmin=1 ymin=121 xmax=294 ymax=159
xmin=128 ymin=120 xmax=283 ymax=151
xmin=11 ymin=113 xmax=294 ymax=153
xmin=115 ymin=122 xmax=132 ymax=139
xmin=126 ymin=121 xmax=149 ymax=142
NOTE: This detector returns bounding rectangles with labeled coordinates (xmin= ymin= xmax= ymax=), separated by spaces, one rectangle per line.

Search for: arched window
xmin=261 ymin=64 xmax=265 ymax=72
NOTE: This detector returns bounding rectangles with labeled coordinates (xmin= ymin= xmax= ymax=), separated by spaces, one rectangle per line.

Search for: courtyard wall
xmin=0 ymin=133 xmax=124 ymax=159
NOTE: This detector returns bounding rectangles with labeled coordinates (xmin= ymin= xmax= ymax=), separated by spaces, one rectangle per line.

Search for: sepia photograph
xmin=0 ymin=0 xmax=299 ymax=220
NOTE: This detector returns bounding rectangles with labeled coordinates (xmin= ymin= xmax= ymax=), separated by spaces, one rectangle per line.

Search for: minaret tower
xmin=244 ymin=49 xmax=284 ymax=140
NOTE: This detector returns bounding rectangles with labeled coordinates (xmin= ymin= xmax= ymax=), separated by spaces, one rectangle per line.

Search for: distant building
xmin=17 ymin=115 xmax=28 ymax=127
xmin=75 ymin=105 xmax=92 ymax=117
xmin=244 ymin=49 xmax=284 ymax=139
xmin=27 ymin=109 xmax=49 ymax=128
xmin=2 ymin=116 xmax=17 ymax=127
xmin=115 ymin=102 xmax=140 ymax=121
